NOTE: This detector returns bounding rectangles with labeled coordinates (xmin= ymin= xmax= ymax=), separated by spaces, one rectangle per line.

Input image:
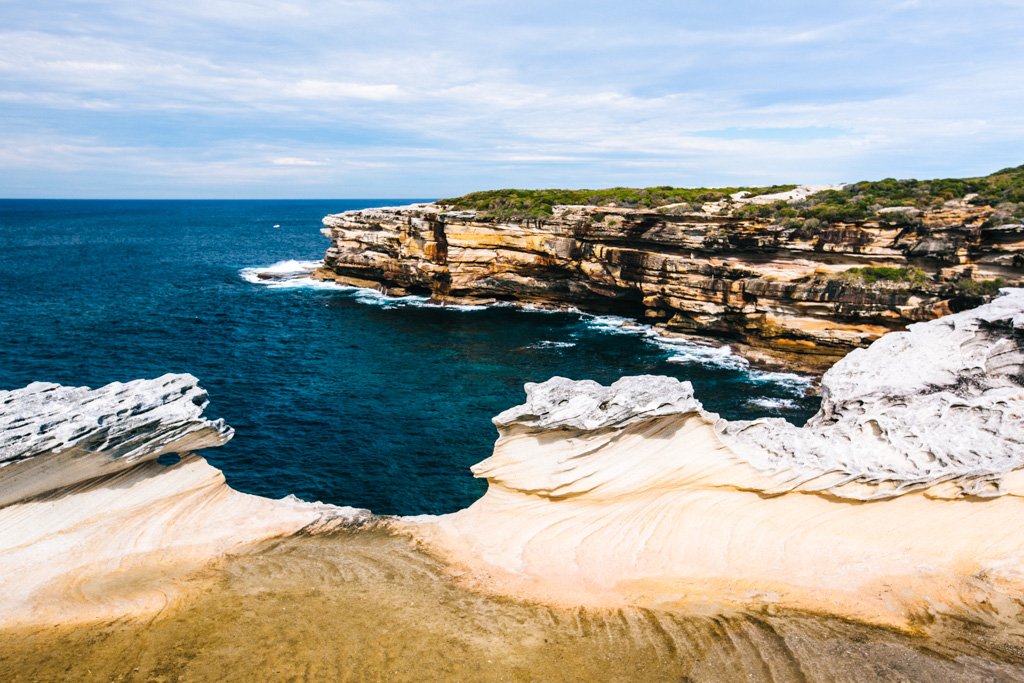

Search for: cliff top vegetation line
xmin=440 ymin=164 xmax=1024 ymax=224
xmin=438 ymin=184 xmax=798 ymax=219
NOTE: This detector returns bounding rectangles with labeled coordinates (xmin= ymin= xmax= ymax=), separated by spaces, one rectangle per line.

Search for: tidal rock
xmin=412 ymin=289 xmax=1024 ymax=630
xmin=0 ymin=374 xmax=365 ymax=627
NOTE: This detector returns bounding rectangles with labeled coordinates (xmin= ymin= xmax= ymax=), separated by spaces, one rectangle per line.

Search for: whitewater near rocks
xmin=242 ymin=258 xmax=816 ymax=389
xmin=2 ymin=291 xmax=1024 ymax=635
xmin=316 ymin=197 xmax=1024 ymax=372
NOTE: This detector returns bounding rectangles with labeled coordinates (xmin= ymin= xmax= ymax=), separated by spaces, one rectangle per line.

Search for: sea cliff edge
xmin=314 ymin=180 xmax=1024 ymax=371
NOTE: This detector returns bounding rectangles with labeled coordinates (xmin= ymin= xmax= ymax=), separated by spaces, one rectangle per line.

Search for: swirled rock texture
xmin=316 ymin=197 xmax=1024 ymax=371
xmin=0 ymin=374 xmax=232 ymax=506
xmin=412 ymin=289 xmax=1024 ymax=629
xmin=723 ymin=289 xmax=1024 ymax=499
xmin=5 ymin=294 xmax=1024 ymax=636
xmin=0 ymin=374 xmax=363 ymax=627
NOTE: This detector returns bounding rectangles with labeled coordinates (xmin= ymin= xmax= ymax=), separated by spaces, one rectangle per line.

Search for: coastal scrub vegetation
xmin=834 ymin=266 xmax=1006 ymax=298
xmin=441 ymin=165 xmax=1024 ymax=225
xmin=742 ymin=164 xmax=1024 ymax=224
xmin=439 ymin=185 xmax=797 ymax=219
xmin=954 ymin=278 xmax=1006 ymax=297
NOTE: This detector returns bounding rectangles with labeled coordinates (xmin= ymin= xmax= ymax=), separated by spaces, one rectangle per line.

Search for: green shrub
xmin=955 ymin=278 xmax=1005 ymax=297
xmin=753 ymin=165 xmax=1024 ymax=224
xmin=438 ymin=165 xmax=1024 ymax=223
xmin=838 ymin=266 xmax=928 ymax=286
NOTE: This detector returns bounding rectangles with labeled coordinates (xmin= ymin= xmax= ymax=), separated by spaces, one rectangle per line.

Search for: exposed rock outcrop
xmin=4 ymin=293 xmax=1024 ymax=634
xmin=723 ymin=290 xmax=1024 ymax=499
xmin=410 ymin=289 xmax=1024 ymax=629
xmin=0 ymin=374 xmax=232 ymax=506
xmin=316 ymin=198 xmax=1024 ymax=371
xmin=0 ymin=374 xmax=365 ymax=627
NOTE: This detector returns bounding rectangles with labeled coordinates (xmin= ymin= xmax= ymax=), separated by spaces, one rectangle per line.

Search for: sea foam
xmin=580 ymin=314 xmax=812 ymax=389
xmin=241 ymin=261 xmax=813 ymax=392
xmin=239 ymin=260 xmax=352 ymax=290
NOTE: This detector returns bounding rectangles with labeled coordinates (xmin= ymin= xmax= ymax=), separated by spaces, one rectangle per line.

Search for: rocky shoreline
xmin=3 ymin=290 xmax=1024 ymax=677
xmin=410 ymin=290 xmax=1024 ymax=629
xmin=1 ymin=291 xmax=1023 ymax=631
xmin=315 ymin=185 xmax=1024 ymax=372
xmin=0 ymin=375 xmax=367 ymax=627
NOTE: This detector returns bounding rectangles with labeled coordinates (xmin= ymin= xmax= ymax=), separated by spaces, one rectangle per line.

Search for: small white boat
xmin=273 ymin=224 xmax=281 ymax=228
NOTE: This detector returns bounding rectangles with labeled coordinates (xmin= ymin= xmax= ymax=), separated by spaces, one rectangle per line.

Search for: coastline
xmin=247 ymin=257 xmax=822 ymax=381
xmin=3 ymin=292 xmax=1023 ymax=627
xmin=314 ymin=195 xmax=1024 ymax=375
xmin=2 ymin=286 xmax=1024 ymax=676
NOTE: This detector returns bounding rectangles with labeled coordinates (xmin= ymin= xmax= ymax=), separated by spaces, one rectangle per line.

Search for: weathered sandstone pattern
xmin=0 ymin=374 xmax=232 ymax=506
xmin=724 ymin=290 xmax=1024 ymax=498
xmin=4 ymin=293 xmax=1024 ymax=633
xmin=0 ymin=374 xmax=363 ymax=626
xmin=317 ymin=199 xmax=1024 ymax=370
xmin=411 ymin=289 xmax=1024 ymax=629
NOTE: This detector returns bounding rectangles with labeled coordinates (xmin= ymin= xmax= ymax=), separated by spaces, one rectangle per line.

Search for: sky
xmin=1 ymin=0 xmax=1023 ymax=198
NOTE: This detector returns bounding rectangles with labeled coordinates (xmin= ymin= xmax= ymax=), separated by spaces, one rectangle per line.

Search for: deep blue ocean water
xmin=0 ymin=199 xmax=819 ymax=515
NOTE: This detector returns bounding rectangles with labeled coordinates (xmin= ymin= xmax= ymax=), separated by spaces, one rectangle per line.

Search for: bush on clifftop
xmin=787 ymin=165 xmax=1024 ymax=224
xmin=838 ymin=266 xmax=929 ymax=286
xmin=439 ymin=165 xmax=1024 ymax=224
xmin=439 ymin=185 xmax=797 ymax=220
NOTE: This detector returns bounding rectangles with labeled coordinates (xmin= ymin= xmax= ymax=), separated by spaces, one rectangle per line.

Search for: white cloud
xmin=1 ymin=0 xmax=1023 ymax=195
xmin=271 ymin=156 xmax=326 ymax=166
xmin=285 ymin=80 xmax=403 ymax=101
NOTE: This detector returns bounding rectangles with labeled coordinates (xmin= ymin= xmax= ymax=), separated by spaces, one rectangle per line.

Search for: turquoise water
xmin=0 ymin=199 xmax=818 ymax=515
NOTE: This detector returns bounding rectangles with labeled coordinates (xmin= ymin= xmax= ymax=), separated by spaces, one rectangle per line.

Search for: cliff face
xmin=316 ymin=196 xmax=1024 ymax=371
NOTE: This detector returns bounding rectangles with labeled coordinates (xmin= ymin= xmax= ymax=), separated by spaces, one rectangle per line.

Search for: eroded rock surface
xmin=0 ymin=374 xmax=364 ymax=627
xmin=0 ymin=374 xmax=231 ymax=506
xmin=412 ymin=289 xmax=1024 ymax=629
xmin=725 ymin=289 xmax=1024 ymax=498
xmin=5 ymin=294 xmax=1024 ymax=637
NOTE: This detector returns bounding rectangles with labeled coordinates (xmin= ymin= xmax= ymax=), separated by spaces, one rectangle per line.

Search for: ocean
xmin=0 ymin=199 xmax=819 ymax=515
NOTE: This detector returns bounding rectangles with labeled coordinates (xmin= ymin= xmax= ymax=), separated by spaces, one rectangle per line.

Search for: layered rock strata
xmin=0 ymin=374 xmax=363 ymax=627
xmin=316 ymin=197 xmax=1024 ymax=370
xmin=410 ymin=289 xmax=1024 ymax=629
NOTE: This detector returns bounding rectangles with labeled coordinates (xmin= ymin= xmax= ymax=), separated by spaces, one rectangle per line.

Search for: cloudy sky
xmin=2 ymin=0 xmax=1023 ymax=197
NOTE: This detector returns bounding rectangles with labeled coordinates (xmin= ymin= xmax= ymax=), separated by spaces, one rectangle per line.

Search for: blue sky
xmin=2 ymin=0 xmax=1023 ymax=197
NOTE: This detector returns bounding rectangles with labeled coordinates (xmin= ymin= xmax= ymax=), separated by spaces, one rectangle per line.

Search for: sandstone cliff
xmin=315 ymin=172 xmax=1024 ymax=371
